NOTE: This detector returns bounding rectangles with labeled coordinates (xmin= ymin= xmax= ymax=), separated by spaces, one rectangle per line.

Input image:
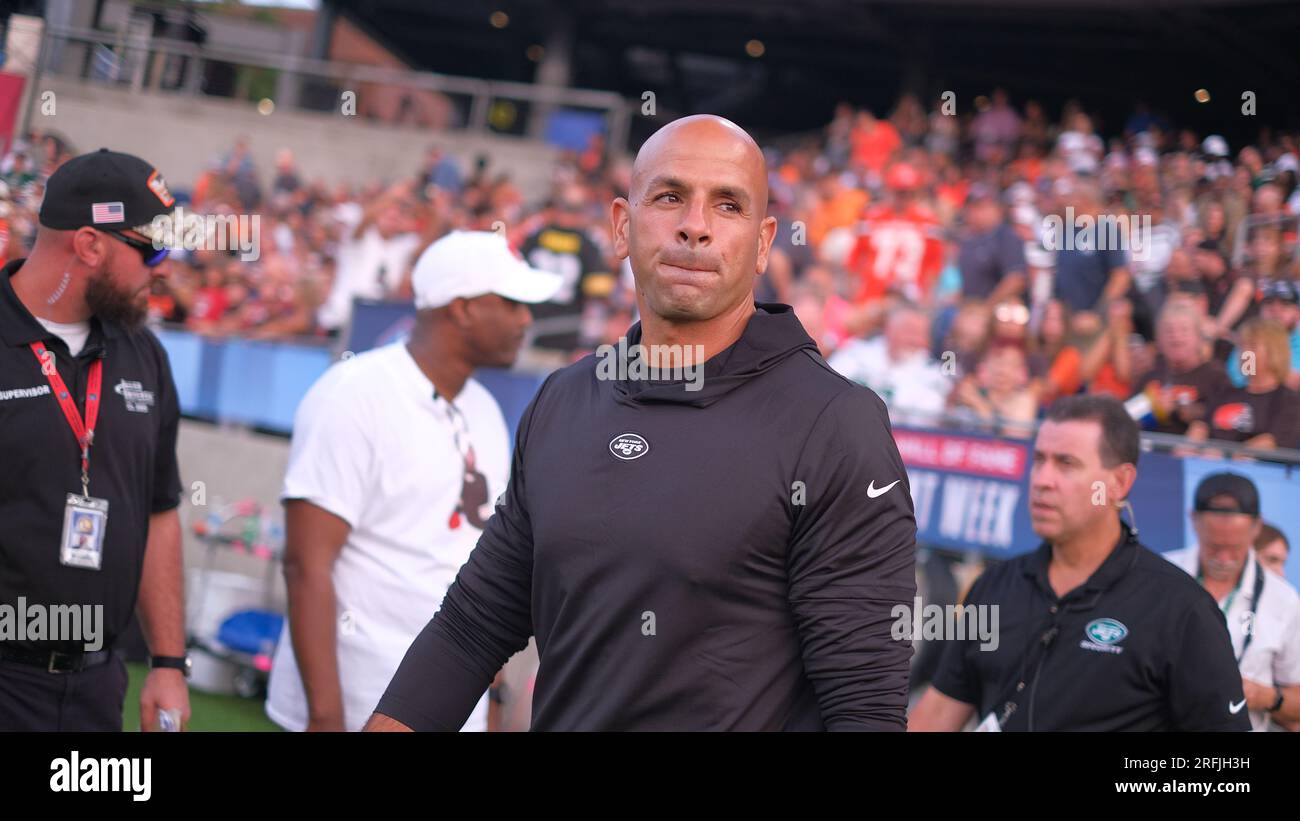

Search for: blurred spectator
xmin=518 ymin=184 xmax=615 ymax=361
xmin=1190 ymin=319 xmax=1300 ymax=451
xmin=828 ymin=301 xmax=951 ymax=418
xmin=222 ymin=136 xmax=262 ymax=211
xmin=949 ymin=341 xmax=1038 ymax=437
xmin=419 ymin=145 xmax=463 ymax=196
xmin=846 ymin=163 xmax=944 ymax=304
xmin=1257 ymin=523 xmax=1291 ymax=578
xmin=1127 ymin=302 xmax=1229 ymax=434
xmin=971 ymin=89 xmax=1021 ymax=164
xmin=956 ymin=185 xmax=1026 ymax=302
xmin=317 ymin=181 xmax=426 ymax=332
xmin=1056 ymin=111 xmax=1103 ymax=175
xmin=1049 ymin=181 xmax=1132 ymax=321
xmin=807 ymin=172 xmax=868 ymax=250
xmin=940 ymin=299 xmax=992 ymax=378
xmin=850 ymin=109 xmax=902 ymax=176
xmin=1229 ymin=279 xmax=1300 ymax=389
xmin=271 ymin=148 xmax=303 ymax=199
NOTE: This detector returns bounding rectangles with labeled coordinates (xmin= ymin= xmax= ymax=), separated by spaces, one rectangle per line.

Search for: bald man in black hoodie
xmin=367 ymin=115 xmax=918 ymax=731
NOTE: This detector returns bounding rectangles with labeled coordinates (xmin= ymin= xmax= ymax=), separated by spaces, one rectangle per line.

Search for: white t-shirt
xmin=35 ymin=316 xmax=91 ymax=357
xmin=828 ymin=336 xmax=951 ymax=421
xmin=1164 ymin=546 xmax=1300 ymax=731
xmin=317 ymin=225 xmax=422 ymax=331
xmin=265 ymin=342 xmax=511 ymax=732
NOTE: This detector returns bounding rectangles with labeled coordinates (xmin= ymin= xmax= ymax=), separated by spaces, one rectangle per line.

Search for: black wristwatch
xmin=1269 ymin=687 xmax=1285 ymax=713
xmin=151 ymin=655 xmax=192 ymax=679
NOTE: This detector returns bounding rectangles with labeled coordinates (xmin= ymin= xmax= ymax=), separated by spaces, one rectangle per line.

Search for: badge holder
xmin=61 ymin=492 xmax=108 ymax=570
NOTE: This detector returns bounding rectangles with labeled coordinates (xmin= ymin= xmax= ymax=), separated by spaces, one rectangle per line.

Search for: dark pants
xmin=0 ymin=653 xmax=128 ymax=731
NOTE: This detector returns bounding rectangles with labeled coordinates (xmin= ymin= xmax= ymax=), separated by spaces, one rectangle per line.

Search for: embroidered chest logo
xmin=114 ymin=379 xmax=155 ymax=413
xmin=609 ymin=433 xmax=649 ymax=461
xmin=1081 ymin=618 xmax=1129 ymax=655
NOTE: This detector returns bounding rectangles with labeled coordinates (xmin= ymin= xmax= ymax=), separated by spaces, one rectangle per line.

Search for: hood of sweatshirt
xmin=608 ymin=302 xmax=820 ymax=409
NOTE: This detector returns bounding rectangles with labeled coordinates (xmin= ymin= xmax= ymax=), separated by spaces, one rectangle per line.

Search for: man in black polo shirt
xmin=0 ymin=149 xmax=190 ymax=731
xmin=910 ymin=395 xmax=1249 ymax=731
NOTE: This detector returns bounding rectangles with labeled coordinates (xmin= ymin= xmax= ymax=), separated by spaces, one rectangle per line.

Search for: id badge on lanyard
xmin=31 ymin=342 xmax=109 ymax=571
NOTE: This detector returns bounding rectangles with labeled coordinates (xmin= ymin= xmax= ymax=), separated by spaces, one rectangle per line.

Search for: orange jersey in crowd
xmin=845 ymin=203 xmax=945 ymax=304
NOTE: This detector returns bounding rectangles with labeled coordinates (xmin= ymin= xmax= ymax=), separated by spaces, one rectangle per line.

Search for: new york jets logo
xmin=1085 ymin=618 xmax=1128 ymax=645
xmin=609 ymin=433 xmax=649 ymax=461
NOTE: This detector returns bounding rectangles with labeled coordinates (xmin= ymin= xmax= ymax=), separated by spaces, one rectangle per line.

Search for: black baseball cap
xmin=1194 ymin=472 xmax=1260 ymax=517
xmin=1260 ymin=279 xmax=1299 ymax=305
xmin=39 ymin=148 xmax=176 ymax=239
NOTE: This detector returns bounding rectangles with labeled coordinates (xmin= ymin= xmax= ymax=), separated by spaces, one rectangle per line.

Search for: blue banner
xmin=897 ymin=425 xmax=1300 ymax=588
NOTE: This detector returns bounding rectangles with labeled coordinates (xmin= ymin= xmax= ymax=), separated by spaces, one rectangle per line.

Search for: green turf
xmin=123 ymin=662 xmax=282 ymax=732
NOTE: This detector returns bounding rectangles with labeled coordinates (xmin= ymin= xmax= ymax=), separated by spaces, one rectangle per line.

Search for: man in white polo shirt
xmin=266 ymin=231 xmax=561 ymax=731
xmin=1164 ymin=472 xmax=1300 ymax=731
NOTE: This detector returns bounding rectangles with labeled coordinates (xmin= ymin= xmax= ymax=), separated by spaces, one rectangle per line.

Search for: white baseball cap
xmin=412 ymin=230 xmax=563 ymax=310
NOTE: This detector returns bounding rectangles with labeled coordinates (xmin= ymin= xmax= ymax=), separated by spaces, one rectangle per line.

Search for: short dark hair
xmin=1257 ymin=523 xmax=1290 ymax=553
xmin=1043 ymin=395 xmax=1140 ymax=467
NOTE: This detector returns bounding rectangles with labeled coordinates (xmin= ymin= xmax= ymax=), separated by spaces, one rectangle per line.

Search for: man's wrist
xmin=1269 ymin=688 xmax=1285 ymax=713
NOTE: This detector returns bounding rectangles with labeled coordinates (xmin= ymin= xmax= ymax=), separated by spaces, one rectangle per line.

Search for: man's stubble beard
xmin=84 ymin=266 xmax=147 ymax=329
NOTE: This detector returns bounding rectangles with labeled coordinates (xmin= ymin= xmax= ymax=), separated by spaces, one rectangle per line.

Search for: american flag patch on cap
xmin=91 ymin=201 xmax=124 ymax=224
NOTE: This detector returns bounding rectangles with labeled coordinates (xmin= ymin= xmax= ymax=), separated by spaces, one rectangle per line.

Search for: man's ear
xmin=611 ymin=197 xmax=631 ymax=260
xmin=1112 ymin=462 xmax=1138 ymax=506
xmin=755 ymin=215 xmax=778 ymax=275
xmin=71 ymin=228 xmax=109 ymax=270
xmin=447 ymin=298 xmax=473 ymax=328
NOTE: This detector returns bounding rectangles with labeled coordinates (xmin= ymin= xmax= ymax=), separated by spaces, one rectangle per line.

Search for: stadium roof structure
xmin=324 ymin=0 xmax=1300 ymax=142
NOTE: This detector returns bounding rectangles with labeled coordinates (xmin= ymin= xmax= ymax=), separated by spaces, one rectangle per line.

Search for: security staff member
xmin=910 ymin=395 xmax=1250 ymax=731
xmin=1164 ymin=473 xmax=1300 ymax=731
xmin=0 ymin=149 xmax=190 ymax=731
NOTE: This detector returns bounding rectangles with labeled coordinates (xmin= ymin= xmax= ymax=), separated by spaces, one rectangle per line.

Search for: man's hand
xmin=139 ymin=668 xmax=191 ymax=731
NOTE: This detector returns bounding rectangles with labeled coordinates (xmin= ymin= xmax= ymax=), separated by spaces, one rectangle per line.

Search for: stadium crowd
xmin=3 ymin=89 xmax=1299 ymax=452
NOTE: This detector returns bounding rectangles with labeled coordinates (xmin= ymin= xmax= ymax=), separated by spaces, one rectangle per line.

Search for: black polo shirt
xmin=0 ymin=258 xmax=182 ymax=652
xmin=932 ymin=523 xmax=1251 ymax=731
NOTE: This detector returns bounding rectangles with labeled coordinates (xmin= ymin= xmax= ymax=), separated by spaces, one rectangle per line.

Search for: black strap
xmin=1236 ymin=560 xmax=1266 ymax=664
xmin=988 ymin=616 xmax=1061 ymax=729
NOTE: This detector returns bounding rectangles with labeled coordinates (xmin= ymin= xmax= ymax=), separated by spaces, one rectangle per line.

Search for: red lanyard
xmin=30 ymin=341 xmax=102 ymax=495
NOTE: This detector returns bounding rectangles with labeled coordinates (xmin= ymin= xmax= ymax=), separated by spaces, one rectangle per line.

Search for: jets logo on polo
xmin=609 ymin=432 xmax=649 ymax=461
xmin=1080 ymin=618 xmax=1128 ymax=655
xmin=115 ymin=379 xmax=155 ymax=413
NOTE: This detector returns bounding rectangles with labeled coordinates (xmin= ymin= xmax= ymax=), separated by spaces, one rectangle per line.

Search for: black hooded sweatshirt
xmin=376 ymin=302 xmax=918 ymax=730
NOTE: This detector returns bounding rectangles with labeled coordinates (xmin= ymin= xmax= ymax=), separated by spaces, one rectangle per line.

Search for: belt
xmin=0 ymin=646 xmax=113 ymax=673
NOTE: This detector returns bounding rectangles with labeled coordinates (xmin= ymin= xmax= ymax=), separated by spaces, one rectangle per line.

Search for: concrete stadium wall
xmin=34 ymin=76 xmax=563 ymax=199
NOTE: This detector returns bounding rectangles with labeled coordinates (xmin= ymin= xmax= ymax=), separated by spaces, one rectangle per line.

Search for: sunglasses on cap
xmin=100 ymin=228 xmax=169 ymax=267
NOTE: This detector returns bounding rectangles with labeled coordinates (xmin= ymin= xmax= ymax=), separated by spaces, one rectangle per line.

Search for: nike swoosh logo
xmin=867 ymin=480 xmax=901 ymax=498
xmin=1229 ymin=699 xmax=1247 ymax=714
